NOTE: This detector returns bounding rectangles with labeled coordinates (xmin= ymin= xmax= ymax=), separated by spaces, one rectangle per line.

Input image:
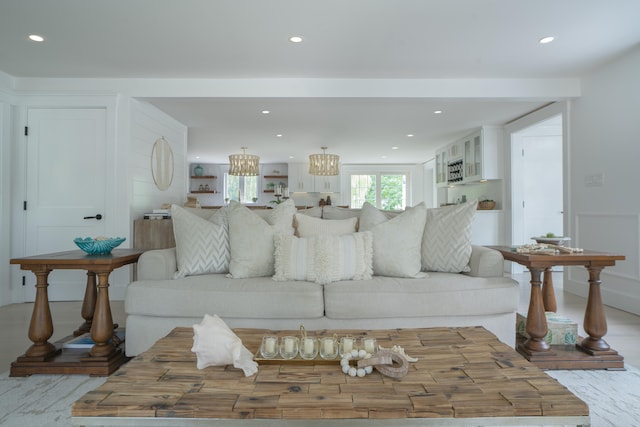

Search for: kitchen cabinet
xmin=435 ymin=148 xmax=448 ymax=187
xmin=463 ymin=126 xmax=502 ymax=183
xmin=288 ymin=163 xmax=341 ymax=192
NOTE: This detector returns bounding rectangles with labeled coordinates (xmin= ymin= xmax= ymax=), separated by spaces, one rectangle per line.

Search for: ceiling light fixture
xmin=228 ymin=147 xmax=260 ymax=176
xmin=289 ymin=36 xmax=303 ymax=43
xmin=392 ymin=146 xmax=399 ymax=150
xmin=539 ymin=36 xmax=555 ymax=44
xmin=261 ymin=110 xmax=270 ymax=114
xmin=309 ymin=146 xmax=340 ymax=176
xmin=406 ymin=134 xmax=414 ymax=138
xmin=28 ymin=34 xmax=44 ymax=42
xmin=433 ymin=110 xmax=443 ymax=114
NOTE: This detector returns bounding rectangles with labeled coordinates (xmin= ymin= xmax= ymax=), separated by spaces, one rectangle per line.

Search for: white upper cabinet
xmin=462 ymin=126 xmax=502 ymax=183
xmin=288 ymin=163 xmax=314 ymax=192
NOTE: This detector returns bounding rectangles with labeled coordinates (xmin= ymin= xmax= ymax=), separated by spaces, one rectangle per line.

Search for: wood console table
xmin=489 ymin=246 xmax=625 ymax=370
xmin=9 ymin=248 xmax=143 ymax=376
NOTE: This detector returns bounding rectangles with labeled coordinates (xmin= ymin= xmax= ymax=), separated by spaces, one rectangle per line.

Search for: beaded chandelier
xmin=228 ymin=147 xmax=260 ymax=176
xmin=308 ymin=147 xmax=340 ymax=176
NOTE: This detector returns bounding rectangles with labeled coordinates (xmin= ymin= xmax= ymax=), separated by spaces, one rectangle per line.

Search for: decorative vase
xmin=193 ymin=164 xmax=203 ymax=176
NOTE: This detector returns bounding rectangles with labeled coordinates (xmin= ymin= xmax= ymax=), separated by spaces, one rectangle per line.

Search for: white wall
xmin=567 ymin=46 xmax=640 ymax=315
xmin=129 ymin=99 xmax=188 ymax=221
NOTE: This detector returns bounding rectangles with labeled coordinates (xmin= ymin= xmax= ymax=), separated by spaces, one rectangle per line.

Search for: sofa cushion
xmin=273 ymin=231 xmax=373 ymax=285
xmin=422 ymin=201 xmax=477 ymax=273
xmin=323 ymin=273 xmax=519 ymax=319
xmin=171 ymin=204 xmax=230 ymax=278
xmin=321 ymin=206 xmax=361 ymax=220
xmin=227 ymin=199 xmax=296 ymax=278
xmin=125 ymin=274 xmax=325 ymax=319
xmin=358 ymin=202 xmax=427 ymax=278
xmin=294 ymin=213 xmax=358 ymax=237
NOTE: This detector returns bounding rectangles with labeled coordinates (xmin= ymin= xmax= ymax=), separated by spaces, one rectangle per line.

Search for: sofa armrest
xmin=137 ymin=248 xmax=177 ymax=280
xmin=466 ymin=245 xmax=505 ymax=278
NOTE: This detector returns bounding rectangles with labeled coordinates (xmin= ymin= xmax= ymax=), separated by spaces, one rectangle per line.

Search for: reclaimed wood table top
xmin=72 ymin=326 xmax=589 ymax=426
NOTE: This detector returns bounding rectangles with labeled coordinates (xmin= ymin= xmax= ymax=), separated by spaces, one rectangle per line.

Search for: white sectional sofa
xmin=124 ymin=200 xmax=519 ymax=356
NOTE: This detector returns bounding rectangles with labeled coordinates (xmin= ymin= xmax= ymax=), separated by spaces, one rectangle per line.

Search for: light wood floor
xmin=1 ymin=272 xmax=638 ymax=372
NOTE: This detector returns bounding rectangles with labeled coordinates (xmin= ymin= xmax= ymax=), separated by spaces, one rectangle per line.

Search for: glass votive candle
xmin=320 ymin=336 xmax=339 ymax=360
xmin=260 ymin=335 xmax=279 ymax=359
xmin=339 ymin=335 xmax=356 ymax=357
xmin=280 ymin=336 xmax=299 ymax=359
xmin=299 ymin=336 xmax=318 ymax=360
xmin=361 ymin=337 xmax=377 ymax=354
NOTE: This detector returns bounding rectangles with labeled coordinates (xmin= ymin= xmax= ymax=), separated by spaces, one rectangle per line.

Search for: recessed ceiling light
xmin=28 ymin=34 xmax=45 ymax=42
xmin=381 ymin=155 xmax=388 ymax=159
xmin=289 ymin=36 xmax=303 ymax=43
xmin=406 ymin=134 xmax=414 ymax=138
xmin=289 ymin=155 xmax=295 ymax=159
xmin=276 ymin=134 xmax=283 ymax=137
xmin=391 ymin=146 xmax=399 ymax=150
xmin=261 ymin=110 xmax=270 ymax=114
xmin=433 ymin=110 xmax=443 ymax=114
xmin=539 ymin=36 xmax=555 ymax=44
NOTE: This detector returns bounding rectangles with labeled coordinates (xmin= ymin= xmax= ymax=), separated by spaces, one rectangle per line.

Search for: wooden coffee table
xmin=10 ymin=249 xmax=143 ymax=377
xmin=72 ymin=326 xmax=589 ymax=426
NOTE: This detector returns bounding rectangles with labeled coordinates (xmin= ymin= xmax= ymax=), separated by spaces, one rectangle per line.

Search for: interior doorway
xmin=510 ymin=114 xmax=564 ymax=273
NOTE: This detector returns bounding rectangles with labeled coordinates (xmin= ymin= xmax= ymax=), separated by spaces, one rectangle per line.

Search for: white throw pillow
xmin=171 ymin=205 xmax=230 ymax=278
xmin=421 ymin=200 xmax=477 ymax=273
xmin=227 ymin=199 xmax=296 ymax=278
xmin=273 ymin=231 xmax=373 ymax=285
xmin=294 ymin=213 xmax=358 ymax=237
xmin=358 ymin=202 xmax=427 ymax=278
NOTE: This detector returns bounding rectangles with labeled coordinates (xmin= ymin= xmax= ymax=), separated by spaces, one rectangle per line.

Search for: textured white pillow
xmin=294 ymin=213 xmax=358 ymax=237
xmin=171 ymin=205 xmax=229 ymax=278
xmin=358 ymin=202 xmax=427 ymax=278
xmin=227 ymin=199 xmax=296 ymax=278
xmin=273 ymin=232 xmax=373 ymax=285
xmin=421 ymin=200 xmax=478 ymax=273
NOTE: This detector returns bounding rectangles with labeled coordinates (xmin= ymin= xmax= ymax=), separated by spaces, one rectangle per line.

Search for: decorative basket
xmin=477 ymin=200 xmax=496 ymax=210
xmin=74 ymin=237 xmax=125 ymax=255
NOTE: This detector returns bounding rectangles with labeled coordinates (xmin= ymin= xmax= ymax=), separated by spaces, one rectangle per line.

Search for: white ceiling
xmin=1 ymin=0 xmax=639 ymax=164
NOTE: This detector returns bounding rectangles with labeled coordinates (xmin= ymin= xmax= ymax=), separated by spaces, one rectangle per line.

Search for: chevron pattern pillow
xmin=421 ymin=200 xmax=477 ymax=273
xmin=171 ymin=205 xmax=229 ymax=278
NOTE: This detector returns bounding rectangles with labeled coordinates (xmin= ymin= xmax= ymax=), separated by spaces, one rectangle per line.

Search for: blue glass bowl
xmin=74 ymin=237 xmax=126 ymax=255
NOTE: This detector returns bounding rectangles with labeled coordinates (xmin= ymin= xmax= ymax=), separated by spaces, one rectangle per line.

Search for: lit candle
xmin=323 ymin=338 xmax=334 ymax=355
xmin=303 ymin=338 xmax=314 ymax=355
xmin=265 ymin=337 xmax=276 ymax=354
xmin=342 ymin=337 xmax=353 ymax=353
xmin=284 ymin=337 xmax=294 ymax=353
xmin=284 ymin=187 xmax=290 ymax=198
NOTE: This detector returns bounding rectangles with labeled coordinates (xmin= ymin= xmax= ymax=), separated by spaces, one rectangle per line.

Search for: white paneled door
xmin=24 ymin=108 xmax=107 ymax=301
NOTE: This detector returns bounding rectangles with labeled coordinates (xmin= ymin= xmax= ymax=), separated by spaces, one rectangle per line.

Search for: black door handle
xmin=83 ymin=214 xmax=103 ymax=220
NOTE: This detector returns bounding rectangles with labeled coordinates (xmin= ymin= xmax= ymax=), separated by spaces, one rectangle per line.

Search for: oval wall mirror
xmin=151 ymin=137 xmax=174 ymax=191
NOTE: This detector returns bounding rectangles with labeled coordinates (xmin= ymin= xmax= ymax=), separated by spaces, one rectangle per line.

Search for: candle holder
xmin=339 ymin=335 xmax=356 ymax=357
xmin=300 ymin=336 xmax=318 ymax=360
xmin=260 ymin=335 xmax=279 ymax=359
xmin=320 ymin=336 xmax=339 ymax=360
xmin=361 ymin=337 xmax=378 ymax=354
xmin=280 ymin=336 xmax=299 ymax=359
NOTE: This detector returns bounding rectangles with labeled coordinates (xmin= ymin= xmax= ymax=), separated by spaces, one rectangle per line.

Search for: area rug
xmin=1 ymin=367 xmax=639 ymax=426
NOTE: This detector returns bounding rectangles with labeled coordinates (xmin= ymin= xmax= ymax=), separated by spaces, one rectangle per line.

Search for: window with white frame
xmin=224 ymin=173 xmax=258 ymax=203
xmin=349 ymin=172 xmax=407 ymax=210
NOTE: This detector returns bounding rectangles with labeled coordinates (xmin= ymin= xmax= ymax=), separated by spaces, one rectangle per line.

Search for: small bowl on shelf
xmin=74 ymin=237 xmax=126 ymax=255
xmin=531 ymin=236 xmax=571 ymax=246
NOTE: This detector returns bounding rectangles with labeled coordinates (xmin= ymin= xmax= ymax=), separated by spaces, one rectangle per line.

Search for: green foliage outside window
xmin=350 ymin=174 xmax=406 ymax=210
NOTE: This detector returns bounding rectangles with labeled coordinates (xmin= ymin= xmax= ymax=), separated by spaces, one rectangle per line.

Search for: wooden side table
xmin=488 ymin=246 xmax=626 ymax=370
xmin=9 ymin=248 xmax=143 ymax=376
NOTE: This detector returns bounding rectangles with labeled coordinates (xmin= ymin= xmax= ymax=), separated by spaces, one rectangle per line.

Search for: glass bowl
xmin=74 ymin=237 xmax=125 ymax=254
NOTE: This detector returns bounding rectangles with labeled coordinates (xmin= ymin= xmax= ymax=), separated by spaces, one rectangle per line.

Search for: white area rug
xmin=1 ymin=366 xmax=639 ymax=426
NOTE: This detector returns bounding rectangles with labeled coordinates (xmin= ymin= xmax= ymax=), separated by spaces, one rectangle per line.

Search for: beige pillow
xmin=294 ymin=213 xmax=358 ymax=237
xmin=358 ymin=202 xmax=427 ymax=278
xmin=273 ymin=232 xmax=373 ymax=285
xmin=171 ymin=204 xmax=229 ymax=278
xmin=227 ymin=199 xmax=296 ymax=278
xmin=421 ymin=200 xmax=477 ymax=273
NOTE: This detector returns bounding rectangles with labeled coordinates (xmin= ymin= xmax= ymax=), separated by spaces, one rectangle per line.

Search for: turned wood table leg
xmin=542 ymin=267 xmax=557 ymax=312
xmin=74 ymin=272 xmax=97 ymax=336
xmin=89 ymin=271 xmax=116 ymax=357
xmin=521 ymin=267 xmax=550 ymax=353
xmin=580 ymin=266 xmax=610 ymax=352
xmin=26 ymin=269 xmax=57 ymax=358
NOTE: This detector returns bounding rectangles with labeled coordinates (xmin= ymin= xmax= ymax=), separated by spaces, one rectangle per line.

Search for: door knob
xmin=83 ymin=214 xmax=103 ymax=220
